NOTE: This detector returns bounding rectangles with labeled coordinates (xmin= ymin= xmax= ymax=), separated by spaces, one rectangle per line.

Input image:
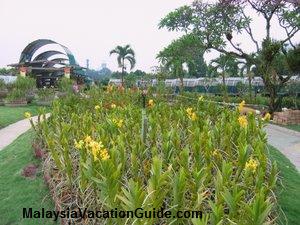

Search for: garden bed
xmin=4 ymin=99 xmax=28 ymax=107
xmin=36 ymin=100 xmax=52 ymax=106
xmin=34 ymin=88 xmax=279 ymax=224
xmin=0 ymin=90 xmax=8 ymax=98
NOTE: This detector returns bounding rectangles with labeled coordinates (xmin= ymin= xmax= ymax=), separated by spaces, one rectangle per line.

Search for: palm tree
xmin=211 ymin=54 xmax=239 ymax=101
xmin=239 ymin=60 xmax=256 ymax=98
xmin=110 ymin=45 xmax=136 ymax=87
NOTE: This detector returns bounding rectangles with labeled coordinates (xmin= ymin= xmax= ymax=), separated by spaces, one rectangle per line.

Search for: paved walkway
xmin=0 ymin=115 xmax=49 ymax=151
xmin=265 ymin=124 xmax=300 ymax=172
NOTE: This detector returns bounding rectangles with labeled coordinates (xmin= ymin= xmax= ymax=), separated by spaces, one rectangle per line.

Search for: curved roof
xmin=33 ymin=50 xmax=66 ymax=61
xmin=50 ymin=58 xmax=68 ymax=64
xmin=19 ymin=39 xmax=78 ymax=66
xmin=19 ymin=39 xmax=56 ymax=63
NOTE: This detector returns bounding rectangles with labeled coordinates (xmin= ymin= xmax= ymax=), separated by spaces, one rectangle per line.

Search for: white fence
xmin=0 ymin=75 xmax=17 ymax=84
xmin=108 ymin=75 xmax=300 ymax=88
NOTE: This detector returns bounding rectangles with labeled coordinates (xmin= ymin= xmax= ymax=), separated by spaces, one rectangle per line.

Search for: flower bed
xmin=35 ymin=88 xmax=278 ymax=224
xmin=4 ymin=99 xmax=28 ymax=107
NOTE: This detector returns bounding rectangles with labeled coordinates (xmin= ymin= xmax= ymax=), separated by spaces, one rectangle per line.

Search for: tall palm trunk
xmin=179 ymin=76 xmax=184 ymax=93
xmin=176 ymin=64 xmax=184 ymax=93
xmin=247 ymin=66 xmax=252 ymax=99
xmin=121 ymin=58 xmax=125 ymax=87
xmin=222 ymin=71 xmax=228 ymax=102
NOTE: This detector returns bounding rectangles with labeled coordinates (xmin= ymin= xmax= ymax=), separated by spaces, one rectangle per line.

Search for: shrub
xmin=13 ymin=76 xmax=36 ymax=93
xmin=5 ymin=89 xmax=26 ymax=101
xmin=281 ymin=97 xmax=300 ymax=110
xmin=57 ymin=77 xmax=73 ymax=93
xmin=0 ymin=79 xmax=6 ymax=90
xmin=36 ymin=87 xmax=55 ymax=101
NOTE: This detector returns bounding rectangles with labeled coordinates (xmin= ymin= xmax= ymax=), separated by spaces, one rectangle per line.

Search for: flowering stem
xmin=141 ymin=108 xmax=147 ymax=144
xmin=141 ymin=91 xmax=148 ymax=144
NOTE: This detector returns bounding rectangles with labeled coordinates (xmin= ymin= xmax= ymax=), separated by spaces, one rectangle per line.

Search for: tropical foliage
xmin=4 ymin=76 xmax=35 ymax=101
xmin=34 ymin=88 xmax=279 ymax=224
xmin=210 ymin=54 xmax=239 ymax=101
xmin=36 ymin=87 xmax=56 ymax=102
xmin=5 ymin=89 xmax=26 ymax=101
xmin=110 ymin=45 xmax=136 ymax=86
xmin=159 ymin=0 xmax=300 ymax=112
xmin=0 ymin=67 xmax=17 ymax=75
xmin=57 ymin=77 xmax=73 ymax=93
xmin=13 ymin=76 xmax=36 ymax=94
xmin=157 ymin=34 xmax=207 ymax=85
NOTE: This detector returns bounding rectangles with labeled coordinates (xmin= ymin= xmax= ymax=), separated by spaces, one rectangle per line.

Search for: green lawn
xmin=0 ymin=131 xmax=58 ymax=225
xmin=269 ymin=145 xmax=300 ymax=225
xmin=0 ymin=130 xmax=298 ymax=224
xmin=0 ymin=105 xmax=43 ymax=128
xmin=284 ymin=124 xmax=300 ymax=132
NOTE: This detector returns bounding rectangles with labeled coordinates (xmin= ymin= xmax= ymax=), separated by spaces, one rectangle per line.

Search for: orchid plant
xmin=35 ymin=87 xmax=277 ymax=225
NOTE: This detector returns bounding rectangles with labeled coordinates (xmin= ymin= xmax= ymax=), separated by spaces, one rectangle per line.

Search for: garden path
xmin=0 ymin=114 xmax=49 ymax=151
xmin=265 ymin=124 xmax=300 ymax=172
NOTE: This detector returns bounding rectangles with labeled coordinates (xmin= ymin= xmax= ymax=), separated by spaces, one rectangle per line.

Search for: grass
xmin=0 ymin=129 xmax=298 ymax=224
xmin=0 ymin=105 xmax=45 ymax=128
xmin=284 ymin=124 xmax=300 ymax=132
xmin=268 ymin=145 xmax=300 ymax=225
xmin=270 ymin=122 xmax=300 ymax=133
xmin=0 ymin=131 xmax=57 ymax=225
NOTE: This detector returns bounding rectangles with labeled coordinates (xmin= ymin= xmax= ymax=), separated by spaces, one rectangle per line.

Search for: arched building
xmin=8 ymin=39 xmax=87 ymax=87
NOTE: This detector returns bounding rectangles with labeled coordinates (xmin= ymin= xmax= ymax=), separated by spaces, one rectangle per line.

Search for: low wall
xmin=273 ymin=110 xmax=300 ymax=125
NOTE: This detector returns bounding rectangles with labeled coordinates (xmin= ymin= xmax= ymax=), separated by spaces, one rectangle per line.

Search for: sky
xmin=0 ymin=0 xmax=192 ymax=72
xmin=0 ymin=0 xmax=299 ymax=73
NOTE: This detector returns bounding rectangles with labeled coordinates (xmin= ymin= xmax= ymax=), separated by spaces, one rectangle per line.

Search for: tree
xmin=159 ymin=0 xmax=300 ymax=112
xmin=238 ymin=58 xmax=256 ymax=98
xmin=187 ymin=52 xmax=208 ymax=77
xmin=0 ymin=67 xmax=17 ymax=75
xmin=124 ymin=70 xmax=148 ymax=87
xmin=132 ymin=69 xmax=147 ymax=77
xmin=210 ymin=54 xmax=239 ymax=100
xmin=151 ymin=66 xmax=172 ymax=81
xmin=111 ymin=71 xmax=127 ymax=79
xmin=157 ymin=33 xmax=206 ymax=87
xmin=110 ymin=45 xmax=136 ymax=87
xmin=257 ymin=41 xmax=300 ymax=111
xmin=99 ymin=67 xmax=112 ymax=77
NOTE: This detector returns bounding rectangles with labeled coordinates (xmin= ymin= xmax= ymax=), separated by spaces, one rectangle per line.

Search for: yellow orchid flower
xmin=263 ymin=113 xmax=271 ymax=121
xmin=24 ymin=112 xmax=31 ymax=119
xmin=238 ymin=100 xmax=245 ymax=112
xmin=84 ymin=135 xmax=92 ymax=144
xmin=238 ymin=115 xmax=248 ymax=128
xmin=148 ymin=99 xmax=154 ymax=107
xmin=245 ymin=158 xmax=259 ymax=173
xmin=100 ymin=148 xmax=110 ymax=160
